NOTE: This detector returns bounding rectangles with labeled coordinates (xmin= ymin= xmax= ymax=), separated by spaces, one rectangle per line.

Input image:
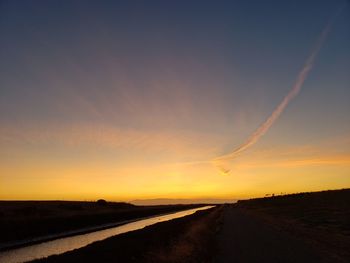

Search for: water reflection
xmin=0 ymin=206 xmax=214 ymax=263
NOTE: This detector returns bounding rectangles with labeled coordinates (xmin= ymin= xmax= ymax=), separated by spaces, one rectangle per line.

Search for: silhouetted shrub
xmin=97 ymin=199 xmax=108 ymax=205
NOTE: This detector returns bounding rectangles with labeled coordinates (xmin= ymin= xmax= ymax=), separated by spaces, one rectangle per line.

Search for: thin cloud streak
xmin=0 ymin=123 xmax=221 ymax=158
xmin=212 ymin=8 xmax=343 ymax=173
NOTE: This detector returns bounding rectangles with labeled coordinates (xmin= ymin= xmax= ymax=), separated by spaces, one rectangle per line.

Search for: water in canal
xmin=0 ymin=206 xmax=214 ymax=263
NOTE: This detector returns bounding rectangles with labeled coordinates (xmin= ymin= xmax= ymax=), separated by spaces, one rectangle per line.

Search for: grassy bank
xmin=236 ymin=188 xmax=350 ymax=262
xmin=0 ymin=201 xmax=202 ymax=245
xmin=33 ymin=205 xmax=222 ymax=263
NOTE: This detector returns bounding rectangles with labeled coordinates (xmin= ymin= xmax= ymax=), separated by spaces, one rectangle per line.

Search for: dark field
xmin=0 ymin=200 xmax=202 ymax=246
xmin=2 ymin=189 xmax=349 ymax=263
xmin=33 ymin=206 xmax=222 ymax=263
xmin=236 ymin=188 xmax=350 ymax=262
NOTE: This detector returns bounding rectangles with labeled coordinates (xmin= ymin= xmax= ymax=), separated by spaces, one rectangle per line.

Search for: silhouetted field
xmin=0 ymin=200 xmax=202 ymax=245
xmin=3 ymin=189 xmax=349 ymax=262
xmin=236 ymin=188 xmax=350 ymax=262
xmin=33 ymin=206 xmax=222 ymax=263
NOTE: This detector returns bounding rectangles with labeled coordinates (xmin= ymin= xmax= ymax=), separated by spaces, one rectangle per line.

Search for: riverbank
xmin=0 ymin=200 xmax=203 ymax=248
xmin=33 ymin=206 xmax=222 ymax=263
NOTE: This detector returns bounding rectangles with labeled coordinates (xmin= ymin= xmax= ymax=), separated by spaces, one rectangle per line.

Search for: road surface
xmin=214 ymin=205 xmax=337 ymax=263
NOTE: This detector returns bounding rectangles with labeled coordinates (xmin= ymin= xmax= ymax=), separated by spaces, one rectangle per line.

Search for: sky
xmin=1 ymin=0 xmax=349 ymax=202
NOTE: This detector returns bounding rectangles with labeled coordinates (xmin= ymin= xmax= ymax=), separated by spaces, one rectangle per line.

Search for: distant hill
xmin=131 ymin=198 xmax=237 ymax=205
xmin=237 ymin=188 xmax=350 ymax=206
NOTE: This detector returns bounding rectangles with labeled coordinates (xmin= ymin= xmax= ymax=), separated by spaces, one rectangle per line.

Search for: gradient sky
xmin=1 ymin=0 xmax=349 ymax=201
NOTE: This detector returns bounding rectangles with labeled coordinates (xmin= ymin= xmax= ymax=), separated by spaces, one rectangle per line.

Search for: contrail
xmin=212 ymin=6 xmax=345 ymax=174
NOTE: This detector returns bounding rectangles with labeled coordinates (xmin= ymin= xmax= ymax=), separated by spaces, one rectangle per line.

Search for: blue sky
xmin=0 ymin=0 xmax=349 ymax=200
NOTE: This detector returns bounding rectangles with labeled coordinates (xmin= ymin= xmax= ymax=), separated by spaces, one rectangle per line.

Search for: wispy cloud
xmin=235 ymin=154 xmax=350 ymax=170
xmin=212 ymin=9 xmax=342 ymax=174
xmin=226 ymin=138 xmax=350 ymax=170
xmin=0 ymin=123 xmax=222 ymax=159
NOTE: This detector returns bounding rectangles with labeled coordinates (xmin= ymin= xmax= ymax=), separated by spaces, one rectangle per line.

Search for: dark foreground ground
xmin=6 ymin=188 xmax=350 ymax=262
xmin=33 ymin=206 xmax=222 ymax=263
xmin=215 ymin=205 xmax=341 ymax=263
xmin=234 ymin=188 xmax=350 ymax=262
xmin=0 ymin=200 xmax=202 ymax=246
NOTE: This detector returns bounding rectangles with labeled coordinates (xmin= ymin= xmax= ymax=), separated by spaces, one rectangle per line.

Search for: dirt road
xmin=214 ymin=205 xmax=338 ymax=263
